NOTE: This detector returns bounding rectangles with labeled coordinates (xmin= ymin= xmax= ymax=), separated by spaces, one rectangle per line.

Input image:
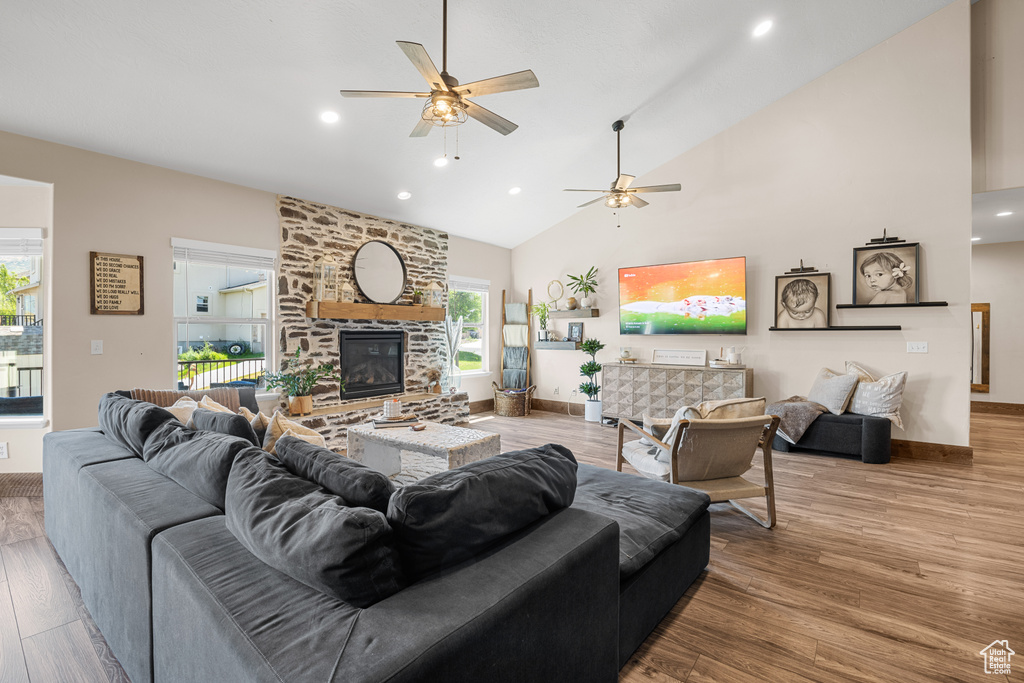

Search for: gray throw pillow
xmin=225 ymin=449 xmax=405 ymax=608
xmin=191 ymin=408 xmax=261 ymax=447
xmin=806 ymin=368 xmax=859 ymax=416
xmin=97 ymin=392 xmax=181 ymax=457
xmin=387 ymin=443 xmax=578 ymax=581
xmin=275 ymin=436 xmax=395 ymax=514
xmin=143 ymin=422 xmax=254 ymax=509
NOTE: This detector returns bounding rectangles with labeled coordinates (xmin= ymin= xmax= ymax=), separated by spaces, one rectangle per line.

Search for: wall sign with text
xmin=90 ymin=251 xmax=144 ymax=315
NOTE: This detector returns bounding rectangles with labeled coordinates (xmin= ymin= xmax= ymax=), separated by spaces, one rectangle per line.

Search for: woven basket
xmin=492 ymin=382 xmax=537 ymax=417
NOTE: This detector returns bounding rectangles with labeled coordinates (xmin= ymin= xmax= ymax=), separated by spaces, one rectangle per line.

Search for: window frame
xmin=447 ymin=276 xmax=490 ymax=378
xmin=0 ymin=228 xmax=46 ymax=426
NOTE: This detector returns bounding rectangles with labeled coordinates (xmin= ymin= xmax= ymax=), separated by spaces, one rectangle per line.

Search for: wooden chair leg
xmin=616 ymin=422 xmax=625 ymax=472
xmin=729 ymin=499 xmax=775 ymax=529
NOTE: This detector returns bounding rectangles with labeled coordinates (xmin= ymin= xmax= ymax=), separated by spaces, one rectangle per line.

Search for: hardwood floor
xmin=0 ymin=410 xmax=1020 ymax=682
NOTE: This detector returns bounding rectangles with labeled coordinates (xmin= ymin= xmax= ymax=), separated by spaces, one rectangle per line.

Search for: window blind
xmin=171 ymin=238 xmax=276 ymax=270
xmin=448 ymin=276 xmax=490 ymax=293
xmin=0 ymin=229 xmax=43 ymax=255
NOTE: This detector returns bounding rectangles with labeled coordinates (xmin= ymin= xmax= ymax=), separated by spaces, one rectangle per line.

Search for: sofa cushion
xmin=807 ymin=368 xmax=859 ymax=415
xmin=191 ymin=408 xmax=261 ymax=447
xmin=143 ymin=422 xmax=254 ymax=509
xmin=225 ymin=449 xmax=404 ymax=608
xmin=275 ymin=436 xmax=395 ymax=513
xmin=387 ymin=443 xmax=578 ymax=580
xmin=238 ymin=407 xmax=271 ymax=444
xmin=572 ymin=463 xmax=710 ymax=579
xmin=98 ymin=392 xmax=181 ymax=457
xmin=846 ymin=361 xmax=908 ymax=429
xmin=263 ymin=411 xmax=326 ymax=454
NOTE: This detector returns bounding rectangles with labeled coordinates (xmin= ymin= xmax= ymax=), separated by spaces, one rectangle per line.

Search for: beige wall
xmin=0 ymin=186 xmax=50 ymax=228
xmin=970 ymin=240 xmax=1024 ymax=404
xmin=0 ymin=130 xmax=279 ymax=471
xmin=972 ymin=0 xmax=1024 ymax=193
xmin=512 ymin=1 xmax=973 ymax=447
xmin=447 ymin=235 xmax=513 ymax=403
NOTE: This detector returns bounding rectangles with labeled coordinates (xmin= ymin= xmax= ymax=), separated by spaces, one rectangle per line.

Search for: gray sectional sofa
xmin=43 ymin=394 xmax=710 ymax=682
xmin=772 ymin=412 xmax=892 ymax=464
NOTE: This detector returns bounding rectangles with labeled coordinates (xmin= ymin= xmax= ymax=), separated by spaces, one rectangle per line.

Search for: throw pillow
xmin=143 ymin=422 xmax=255 ymax=509
xmin=191 ymin=408 xmax=261 ymax=447
xmin=225 ymin=449 xmax=405 ymax=608
xmin=275 ymin=436 xmax=395 ymax=513
xmin=165 ymin=396 xmax=199 ymax=426
xmin=387 ymin=443 xmax=578 ymax=581
xmin=97 ymin=392 xmax=181 ymax=457
xmin=238 ymin=406 xmax=271 ymax=444
xmin=806 ymin=368 xmax=859 ymax=416
xmin=845 ymin=361 xmax=908 ymax=429
xmin=263 ymin=411 xmax=326 ymax=454
xmin=639 ymin=415 xmax=672 ymax=446
xmin=199 ymin=395 xmax=235 ymax=414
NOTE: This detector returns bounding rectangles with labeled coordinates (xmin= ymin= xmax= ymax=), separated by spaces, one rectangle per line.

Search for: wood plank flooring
xmin=0 ymin=410 xmax=1020 ymax=682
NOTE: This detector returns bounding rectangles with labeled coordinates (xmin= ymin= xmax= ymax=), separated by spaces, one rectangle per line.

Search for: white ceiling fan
xmin=339 ymin=0 xmax=539 ymax=137
xmin=564 ymin=120 xmax=682 ymax=209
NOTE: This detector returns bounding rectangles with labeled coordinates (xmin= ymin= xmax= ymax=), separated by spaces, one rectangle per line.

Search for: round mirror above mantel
xmin=353 ymin=240 xmax=407 ymax=304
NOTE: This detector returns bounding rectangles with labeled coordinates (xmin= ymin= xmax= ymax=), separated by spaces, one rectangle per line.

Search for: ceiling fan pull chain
xmin=455 ymin=126 xmax=460 ymax=160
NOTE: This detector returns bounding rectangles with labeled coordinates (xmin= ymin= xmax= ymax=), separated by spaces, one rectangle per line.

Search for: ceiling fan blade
xmin=629 ymin=184 xmax=682 ymax=194
xmin=614 ymin=174 xmax=636 ymax=191
xmin=339 ymin=90 xmax=429 ymax=98
xmin=410 ymin=118 xmax=433 ymax=137
xmin=454 ymin=70 xmax=540 ymax=98
xmin=577 ymin=196 xmax=609 ymax=209
xmin=629 ymin=195 xmax=650 ymax=208
xmin=397 ymin=41 xmax=447 ymax=91
xmin=563 ymin=189 xmax=609 ymax=193
xmin=464 ymin=101 xmax=518 ymax=135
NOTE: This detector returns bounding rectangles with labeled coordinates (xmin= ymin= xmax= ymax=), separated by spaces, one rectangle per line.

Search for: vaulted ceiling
xmin=0 ymin=1 xmax=954 ymax=247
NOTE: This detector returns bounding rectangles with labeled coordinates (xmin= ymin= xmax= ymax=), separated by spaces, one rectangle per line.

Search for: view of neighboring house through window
xmin=0 ymin=229 xmax=44 ymax=417
xmin=172 ymin=239 xmax=275 ymax=391
xmin=448 ymin=277 xmax=489 ymax=373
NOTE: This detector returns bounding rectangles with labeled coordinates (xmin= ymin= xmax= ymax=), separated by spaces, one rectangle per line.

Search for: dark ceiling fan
xmin=564 ymin=120 xmax=681 ymax=208
xmin=339 ymin=0 xmax=539 ymax=137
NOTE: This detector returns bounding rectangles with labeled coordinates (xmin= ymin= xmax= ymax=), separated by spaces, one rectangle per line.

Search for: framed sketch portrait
xmin=853 ymin=243 xmax=920 ymax=305
xmin=567 ymin=322 xmax=584 ymax=342
xmin=774 ymin=273 xmax=831 ymax=329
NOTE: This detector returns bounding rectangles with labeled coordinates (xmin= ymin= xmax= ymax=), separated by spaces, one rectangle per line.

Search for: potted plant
xmin=578 ymin=337 xmax=605 ymax=423
xmin=412 ymin=289 xmax=423 ymax=305
xmin=567 ymin=267 xmax=598 ymax=309
xmin=263 ymin=347 xmax=343 ymax=416
xmin=531 ymin=302 xmax=551 ymax=341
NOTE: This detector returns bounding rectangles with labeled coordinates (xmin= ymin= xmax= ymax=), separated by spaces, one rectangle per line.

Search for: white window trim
xmin=448 ymin=276 xmax=490 ymax=375
xmin=0 ymin=230 xmax=46 ymax=420
xmin=0 ymin=417 xmax=48 ymax=429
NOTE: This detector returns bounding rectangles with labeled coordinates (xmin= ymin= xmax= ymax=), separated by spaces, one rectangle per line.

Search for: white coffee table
xmin=347 ymin=421 xmax=501 ymax=477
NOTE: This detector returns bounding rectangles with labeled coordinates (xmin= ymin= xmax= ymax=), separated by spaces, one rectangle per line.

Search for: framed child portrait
xmin=774 ymin=273 xmax=831 ymax=329
xmin=852 ymin=243 xmax=920 ymax=305
xmin=567 ymin=322 xmax=584 ymax=342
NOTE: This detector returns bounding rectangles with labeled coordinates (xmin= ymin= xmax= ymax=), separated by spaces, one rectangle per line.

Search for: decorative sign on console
xmin=651 ymin=348 xmax=707 ymax=366
xmin=90 ymin=251 xmax=144 ymax=315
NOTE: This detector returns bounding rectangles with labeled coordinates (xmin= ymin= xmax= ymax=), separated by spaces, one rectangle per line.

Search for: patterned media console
xmin=602 ymin=363 xmax=753 ymax=421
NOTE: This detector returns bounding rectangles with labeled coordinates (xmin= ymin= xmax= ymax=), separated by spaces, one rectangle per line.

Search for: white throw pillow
xmin=806 ymin=368 xmax=859 ymax=416
xmin=165 ymin=396 xmax=199 ymax=426
xmin=199 ymin=395 xmax=235 ymax=414
xmin=845 ymin=361 xmax=908 ymax=429
xmin=238 ymin=406 xmax=271 ymax=435
xmin=263 ymin=410 xmax=326 ymax=454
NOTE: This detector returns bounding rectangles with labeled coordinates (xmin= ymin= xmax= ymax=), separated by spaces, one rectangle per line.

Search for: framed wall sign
xmin=652 ymin=348 xmax=707 ymax=366
xmin=90 ymin=251 xmax=144 ymax=315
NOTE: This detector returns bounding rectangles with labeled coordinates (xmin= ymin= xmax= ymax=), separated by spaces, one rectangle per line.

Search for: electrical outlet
xmin=91 ymin=340 xmax=103 ymax=355
xmin=0 ymin=442 xmax=8 ymax=459
xmin=553 ymin=387 xmax=559 ymax=396
xmin=907 ymin=341 xmax=928 ymax=354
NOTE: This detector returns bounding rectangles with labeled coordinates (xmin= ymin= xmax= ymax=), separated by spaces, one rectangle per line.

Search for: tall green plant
xmin=578 ymin=338 xmax=605 ymax=400
xmin=530 ymin=302 xmax=551 ymax=329
xmin=263 ymin=348 xmax=343 ymax=397
xmin=566 ymin=267 xmax=598 ymax=297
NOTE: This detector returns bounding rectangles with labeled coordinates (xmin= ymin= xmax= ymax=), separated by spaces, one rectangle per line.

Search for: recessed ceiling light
xmin=397 ymin=191 xmax=411 ymax=200
xmin=753 ymin=19 xmax=773 ymax=37
xmin=996 ymin=211 xmax=1013 ymax=217
xmin=972 ymin=237 xmax=981 ymax=241
xmin=320 ymin=111 xmax=340 ymax=124
xmin=508 ymin=187 xmax=521 ymax=195
xmin=434 ymin=157 xmax=449 ymax=168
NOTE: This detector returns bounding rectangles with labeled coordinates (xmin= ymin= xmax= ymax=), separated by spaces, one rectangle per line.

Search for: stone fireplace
xmin=339 ymin=330 xmax=404 ymax=400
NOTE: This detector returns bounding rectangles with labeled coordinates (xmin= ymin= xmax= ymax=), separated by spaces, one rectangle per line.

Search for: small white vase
xmin=538 ymin=329 xmax=549 ymax=341
xmin=580 ymin=296 xmax=594 ymax=309
xmin=584 ymin=399 xmax=602 ymax=423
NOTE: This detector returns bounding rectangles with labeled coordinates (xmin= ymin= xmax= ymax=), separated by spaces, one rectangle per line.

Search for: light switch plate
xmin=91 ymin=340 xmax=103 ymax=355
xmin=907 ymin=341 xmax=928 ymax=354
xmin=0 ymin=442 xmax=8 ymax=459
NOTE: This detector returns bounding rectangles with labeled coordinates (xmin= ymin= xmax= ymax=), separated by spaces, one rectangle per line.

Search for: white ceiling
xmin=972 ymin=187 xmax=1024 ymax=245
xmin=0 ymin=0 xmax=953 ymax=248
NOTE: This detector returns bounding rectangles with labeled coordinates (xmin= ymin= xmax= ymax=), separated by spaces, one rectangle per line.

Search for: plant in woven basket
xmin=578 ymin=338 xmax=605 ymax=400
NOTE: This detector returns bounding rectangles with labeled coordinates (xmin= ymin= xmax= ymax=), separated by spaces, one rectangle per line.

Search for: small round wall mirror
xmin=353 ymin=241 xmax=407 ymax=304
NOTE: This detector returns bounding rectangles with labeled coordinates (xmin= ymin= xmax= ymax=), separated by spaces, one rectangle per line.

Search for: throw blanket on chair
xmin=766 ymin=396 xmax=828 ymax=444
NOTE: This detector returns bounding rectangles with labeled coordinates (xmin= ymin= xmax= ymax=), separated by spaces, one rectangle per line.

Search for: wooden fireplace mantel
xmin=306 ymin=301 xmax=445 ymax=322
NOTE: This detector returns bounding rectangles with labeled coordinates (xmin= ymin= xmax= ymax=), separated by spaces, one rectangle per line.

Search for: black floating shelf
xmin=835 ymin=301 xmax=948 ymax=309
xmin=768 ymin=325 xmax=902 ymax=332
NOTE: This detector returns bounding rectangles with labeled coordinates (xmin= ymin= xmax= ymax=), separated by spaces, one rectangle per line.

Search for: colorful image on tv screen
xmin=619 ymin=257 xmax=746 ymax=335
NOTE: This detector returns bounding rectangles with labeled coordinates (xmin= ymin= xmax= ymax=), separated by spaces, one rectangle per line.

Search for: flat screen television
xmin=618 ymin=256 xmax=746 ymax=335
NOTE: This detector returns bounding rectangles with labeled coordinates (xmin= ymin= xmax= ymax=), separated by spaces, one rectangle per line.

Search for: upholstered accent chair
xmin=616 ymin=400 xmax=781 ymax=528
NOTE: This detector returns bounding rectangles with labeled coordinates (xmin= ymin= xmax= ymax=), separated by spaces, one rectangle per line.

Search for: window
xmin=0 ymin=229 xmax=44 ymax=418
xmin=447 ymin=276 xmax=489 ymax=374
xmin=173 ymin=239 xmax=276 ymax=390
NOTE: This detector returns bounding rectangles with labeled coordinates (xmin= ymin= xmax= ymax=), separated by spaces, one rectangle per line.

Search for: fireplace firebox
xmin=339 ymin=331 xmax=405 ymax=400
